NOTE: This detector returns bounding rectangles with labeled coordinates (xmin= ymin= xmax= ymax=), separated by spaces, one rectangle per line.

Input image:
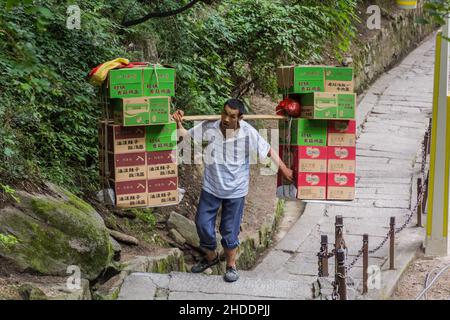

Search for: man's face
xmin=221 ymin=105 xmax=242 ymax=131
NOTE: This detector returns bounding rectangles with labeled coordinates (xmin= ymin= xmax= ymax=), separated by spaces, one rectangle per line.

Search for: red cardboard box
xmin=297 ymin=146 xmax=327 ymax=173
xmin=147 ymin=150 xmax=178 ymax=179
xmin=327 ymin=173 xmax=355 ymax=200
xmin=278 ymin=145 xmax=327 ymax=173
xmin=327 ymin=120 xmax=356 ymax=147
xmin=297 ymin=172 xmax=327 ymax=200
xmin=113 ymin=179 xmax=148 ymax=208
xmin=327 ymin=146 xmax=356 ymax=173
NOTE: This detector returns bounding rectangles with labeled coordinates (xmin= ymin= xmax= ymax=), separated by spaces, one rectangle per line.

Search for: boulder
xmin=167 ymin=212 xmax=200 ymax=248
xmin=0 ymin=186 xmax=114 ymax=280
xmin=169 ymin=228 xmax=186 ymax=245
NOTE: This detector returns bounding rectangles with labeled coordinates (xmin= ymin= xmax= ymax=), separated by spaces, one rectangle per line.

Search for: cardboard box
xmin=108 ymin=66 xmax=175 ymax=98
xmin=101 ymin=152 xmax=147 ymax=181
xmin=327 ymin=146 xmax=356 ymax=173
xmin=298 ymin=146 xmax=327 ymax=173
xmin=277 ymin=66 xmax=325 ymax=94
xmin=327 ymin=120 xmax=356 ymax=146
xmin=99 ymin=124 xmax=146 ymax=154
xmin=148 ymin=189 xmax=179 ymax=206
xmin=279 ymin=145 xmax=327 ymax=173
xmin=147 ymin=177 xmax=179 ymax=206
xmin=324 ymin=66 xmax=354 ymax=93
xmin=147 ymin=150 xmax=178 ymax=179
xmin=112 ymin=179 xmax=148 ymax=208
xmin=146 ymin=122 xmax=177 ymax=152
xmin=300 ymin=92 xmax=356 ymax=120
xmin=110 ymin=97 xmax=171 ymax=126
xmin=296 ymin=172 xmax=327 ymax=200
xmin=279 ymin=119 xmax=327 ymax=146
xmin=327 ymin=173 xmax=355 ymax=200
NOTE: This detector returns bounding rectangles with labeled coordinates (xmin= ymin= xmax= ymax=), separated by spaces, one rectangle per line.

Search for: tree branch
xmin=122 ymin=0 xmax=202 ymax=27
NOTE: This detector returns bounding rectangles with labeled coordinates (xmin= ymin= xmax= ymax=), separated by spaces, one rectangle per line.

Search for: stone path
xmin=118 ymin=33 xmax=435 ymax=300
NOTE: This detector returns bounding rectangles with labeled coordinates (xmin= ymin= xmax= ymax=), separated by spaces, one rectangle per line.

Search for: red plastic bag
xmin=276 ymin=97 xmax=301 ymax=117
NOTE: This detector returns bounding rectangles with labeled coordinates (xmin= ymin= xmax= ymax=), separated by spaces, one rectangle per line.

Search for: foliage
xmin=0 ymin=183 xmax=20 ymax=203
xmin=421 ymin=0 xmax=450 ymax=25
xmin=0 ymin=0 xmax=359 ymax=195
xmin=135 ymin=208 xmax=157 ymax=231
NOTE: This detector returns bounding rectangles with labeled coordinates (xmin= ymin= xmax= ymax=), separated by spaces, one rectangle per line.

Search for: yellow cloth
xmin=89 ymin=58 xmax=130 ymax=86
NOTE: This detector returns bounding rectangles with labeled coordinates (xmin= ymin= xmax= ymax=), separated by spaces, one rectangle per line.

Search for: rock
xmin=122 ymin=256 xmax=150 ymax=273
xmin=92 ymin=273 xmax=126 ymax=300
xmin=169 ymin=228 xmax=186 ymax=245
xmin=108 ymin=230 xmax=139 ymax=246
xmin=0 ymin=188 xmax=114 ymax=280
xmin=49 ymin=278 xmax=91 ymax=300
xmin=154 ymin=212 xmax=166 ymax=223
xmin=109 ymin=236 xmax=122 ymax=261
xmin=18 ymin=283 xmax=48 ymax=300
xmin=112 ymin=209 xmax=137 ymax=219
xmin=167 ymin=211 xmax=200 ymax=248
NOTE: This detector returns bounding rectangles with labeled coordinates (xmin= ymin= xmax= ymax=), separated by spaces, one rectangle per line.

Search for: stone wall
xmin=353 ymin=0 xmax=435 ymax=93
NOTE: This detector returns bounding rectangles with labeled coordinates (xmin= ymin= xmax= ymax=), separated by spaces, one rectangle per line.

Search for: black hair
xmin=224 ymin=98 xmax=246 ymax=116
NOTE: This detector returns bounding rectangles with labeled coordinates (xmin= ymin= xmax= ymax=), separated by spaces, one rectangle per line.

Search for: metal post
xmin=320 ymin=235 xmax=329 ymax=277
xmin=423 ymin=173 xmax=429 ymax=212
xmin=362 ymin=234 xmax=369 ymax=294
xmin=390 ymin=217 xmax=396 ymax=270
xmin=417 ymin=178 xmax=422 ymax=227
xmin=336 ymin=249 xmax=347 ymax=300
xmin=335 ymin=215 xmax=344 ymax=273
xmin=427 ymin=117 xmax=432 ymax=155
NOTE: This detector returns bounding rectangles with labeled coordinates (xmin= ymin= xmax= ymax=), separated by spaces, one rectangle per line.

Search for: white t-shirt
xmin=187 ymin=120 xmax=271 ymax=199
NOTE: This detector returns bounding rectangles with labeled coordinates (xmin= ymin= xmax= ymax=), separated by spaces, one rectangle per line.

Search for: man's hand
xmin=280 ymin=166 xmax=294 ymax=183
xmin=172 ymin=110 xmax=184 ymax=128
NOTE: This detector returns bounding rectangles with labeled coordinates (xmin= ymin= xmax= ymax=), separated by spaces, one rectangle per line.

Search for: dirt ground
xmin=392 ymin=251 xmax=450 ymax=300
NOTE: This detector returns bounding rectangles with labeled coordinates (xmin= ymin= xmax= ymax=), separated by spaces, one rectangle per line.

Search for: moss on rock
xmin=0 ymin=188 xmax=113 ymax=280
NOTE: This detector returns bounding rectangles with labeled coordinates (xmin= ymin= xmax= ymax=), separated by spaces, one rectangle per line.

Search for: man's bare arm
xmin=268 ymin=148 xmax=293 ymax=182
xmin=172 ymin=110 xmax=189 ymax=143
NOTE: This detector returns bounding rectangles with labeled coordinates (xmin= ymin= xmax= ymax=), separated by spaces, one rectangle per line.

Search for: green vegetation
xmin=0 ymin=0 xmax=360 ymax=195
xmin=0 ymin=233 xmax=19 ymax=249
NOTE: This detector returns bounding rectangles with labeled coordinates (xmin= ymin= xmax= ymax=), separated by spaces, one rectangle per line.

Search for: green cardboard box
xmin=146 ymin=122 xmax=177 ymax=151
xmin=337 ymin=94 xmax=356 ymax=119
xmin=108 ymin=66 xmax=175 ymax=98
xmin=279 ymin=119 xmax=327 ymax=146
xmin=277 ymin=66 xmax=325 ymax=94
xmin=324 ymin=66 xmax=354 ymax=93
xmin=110 ymin=97 xmax=171 ymax=126
xmin=300 ymin=92 xmax=356 ymax=119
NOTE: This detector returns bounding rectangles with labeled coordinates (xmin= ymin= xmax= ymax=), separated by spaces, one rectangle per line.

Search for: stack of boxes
xmin=277 ymin=65 xmax=356 ymax=200
xmin=98 ymin=65 xmax=179 ymax=208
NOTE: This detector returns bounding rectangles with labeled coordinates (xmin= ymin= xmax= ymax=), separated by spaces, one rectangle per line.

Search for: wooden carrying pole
xmin=182 ymin=115 xmax=287 ymax=121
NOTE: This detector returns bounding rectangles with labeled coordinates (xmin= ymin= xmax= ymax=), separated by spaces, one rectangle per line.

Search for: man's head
xmin=221 ymin=99 xmax=245 ymax=130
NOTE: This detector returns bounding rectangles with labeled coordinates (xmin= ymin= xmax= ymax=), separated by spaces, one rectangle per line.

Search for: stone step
xmin=118 ymin=271 xmax=313 ymax=300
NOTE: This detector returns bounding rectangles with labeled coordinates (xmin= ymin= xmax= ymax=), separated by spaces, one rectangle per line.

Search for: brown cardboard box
xmin=112 ymin=152 xmax=147 ymax=181
xmin=112 ymin=179 xmax=148 ymax=208
xmin=147 ymin=150 xmax=178 ymax=179
xmin=98 ymin=123 xmax=146 ymax=154
xmin=148 ymin=190 xmax=179 ymax=207
xmin=147 ymin=177 xmax=179 ymax=206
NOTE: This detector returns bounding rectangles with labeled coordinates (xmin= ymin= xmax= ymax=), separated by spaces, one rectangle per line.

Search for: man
xmin=172 ymin=99 xmax=293 ymax=282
